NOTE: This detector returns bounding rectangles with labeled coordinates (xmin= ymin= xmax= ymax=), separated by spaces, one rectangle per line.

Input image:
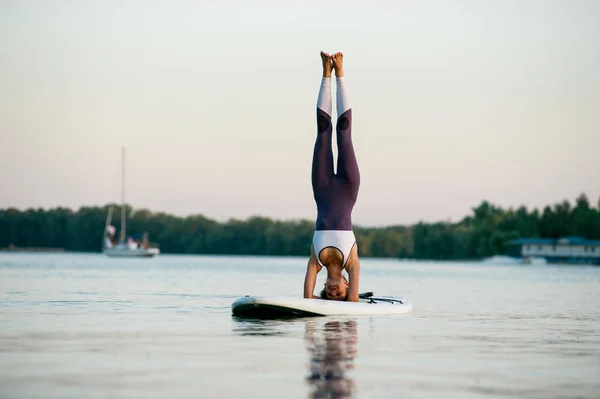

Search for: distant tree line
xmin=1 ymin=193 xmax=599 ymax=260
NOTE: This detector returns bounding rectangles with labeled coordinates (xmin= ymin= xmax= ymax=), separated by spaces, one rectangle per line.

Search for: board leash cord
xmin=358 ymin=292 xmax=403 ymax=304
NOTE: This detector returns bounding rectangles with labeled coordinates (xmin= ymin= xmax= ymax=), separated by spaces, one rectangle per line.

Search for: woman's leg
xmin=332 ymin=53 xmax=360 ymax=198
xmin=312 ymin=52 xmax=334 ymax=194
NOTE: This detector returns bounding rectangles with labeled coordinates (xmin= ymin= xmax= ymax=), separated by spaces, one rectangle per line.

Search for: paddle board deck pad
xmin=231 ymin=293 xmax=412 ymax=319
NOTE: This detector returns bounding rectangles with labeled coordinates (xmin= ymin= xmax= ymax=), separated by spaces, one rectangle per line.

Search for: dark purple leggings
xmin=311 ymin=107 xmax=360 ymax=231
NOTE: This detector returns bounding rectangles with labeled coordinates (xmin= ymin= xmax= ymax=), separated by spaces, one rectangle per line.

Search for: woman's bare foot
xmin=321 ymin=51 xmax=332 ymax=78
xmin=332 ymin=52 xmax=344 ymax=77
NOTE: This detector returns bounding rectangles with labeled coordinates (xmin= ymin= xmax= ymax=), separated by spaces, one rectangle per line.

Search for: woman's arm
xmin=345 ymin=245 xmax=360 ymax=302
xmin=303 ymin=246 xmax=322 ymax=299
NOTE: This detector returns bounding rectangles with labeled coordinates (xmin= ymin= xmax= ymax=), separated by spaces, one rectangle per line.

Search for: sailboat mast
xmin=120 ymin=147 xmax=126 ymax=243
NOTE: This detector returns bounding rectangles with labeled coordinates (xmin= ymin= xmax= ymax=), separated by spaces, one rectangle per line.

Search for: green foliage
xmin=1 ymin=193 xmax=599 ymax=259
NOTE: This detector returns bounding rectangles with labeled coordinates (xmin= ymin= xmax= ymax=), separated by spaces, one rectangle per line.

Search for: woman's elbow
xmin=347 ymin=295 xmax=359 ymax=302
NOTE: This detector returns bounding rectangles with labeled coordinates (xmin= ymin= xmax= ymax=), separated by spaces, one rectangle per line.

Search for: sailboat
xmin=102 ymin=148 xmax=160 ymax=258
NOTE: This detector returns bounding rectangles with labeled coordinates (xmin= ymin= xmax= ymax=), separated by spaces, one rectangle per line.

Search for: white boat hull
xmin=103 ymin=247 xmax=160 ymax=258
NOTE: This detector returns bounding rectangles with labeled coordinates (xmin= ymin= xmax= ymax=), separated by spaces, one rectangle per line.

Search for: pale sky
xmin=1 ymin=0 xmax=599 ymax=227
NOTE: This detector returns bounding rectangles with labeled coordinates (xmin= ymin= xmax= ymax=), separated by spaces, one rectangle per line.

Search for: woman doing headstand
xmin=303 ymin=51 xmax=361 ymax=302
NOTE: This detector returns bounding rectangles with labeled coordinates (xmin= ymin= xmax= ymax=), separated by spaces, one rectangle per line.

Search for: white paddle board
xmin=231 ymin=293 xmax=412 ymax=319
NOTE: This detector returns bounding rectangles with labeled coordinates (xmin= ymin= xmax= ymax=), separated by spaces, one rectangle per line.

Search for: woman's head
xmin=320 ymin=275 xmax=349 ymax=301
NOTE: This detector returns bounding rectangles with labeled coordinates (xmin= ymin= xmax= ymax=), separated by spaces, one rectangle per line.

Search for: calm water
xmin=0 ymin=253 xmax=599 ymax=399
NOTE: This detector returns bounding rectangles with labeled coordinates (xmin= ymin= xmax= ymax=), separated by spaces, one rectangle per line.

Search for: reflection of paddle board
xmin=231 ymin=293 xmax=412 ymax=319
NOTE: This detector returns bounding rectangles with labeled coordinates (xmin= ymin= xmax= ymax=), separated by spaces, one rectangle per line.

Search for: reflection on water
xmin=304 ymin=319 xmax=358 ymax=399
xmin=230 ymin=317 xmax=359 ymax=398
xmin=231 ymin=317 xmax=291 ymax=337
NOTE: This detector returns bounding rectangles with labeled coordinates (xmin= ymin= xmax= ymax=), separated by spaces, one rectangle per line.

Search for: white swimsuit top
xmin=312 ymin=230 xmax=356 ymax=268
